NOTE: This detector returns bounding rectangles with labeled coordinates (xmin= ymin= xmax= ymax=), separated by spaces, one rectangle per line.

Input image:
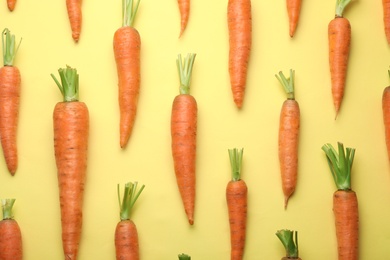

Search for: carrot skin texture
xmin=0 ymin=66 xmax=20 ymax=175
xmin=66 ymin=0 xmax=82 ymax=42
xmin=171 ymin=94 xmax=197 ymax=225
xmin=333 ymin=190 xmax=359 ymax=260
xmin=0 ymin=219 xmax=22 ymax=260
xmin=7 ymin=0 xmax=16 ymax=11
xmin=383 ymin=86 xmax=390 ymax=160
xmin=54 ymin=101 xmax=89 ymax=260
xmin=286 ymin=0 xmax=301 ymax=37
xmin=178 ymin=0 xmax=190 ymax=37
xmin=383 ymin=0 xmax=390 ymax=44
xmin=115 ymin=220 xmax=139 ymax=260
xmin=228 ymin=0 xmax=252 ymax=109
xmin=114 ymin=26 xmax=141 ymax=149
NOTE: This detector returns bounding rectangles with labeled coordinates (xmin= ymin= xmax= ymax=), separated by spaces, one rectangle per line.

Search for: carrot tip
xmin=188 ymin=218 xmax=194 ymax=225
xmin=284 ymin=196 xmax=290 ymax=209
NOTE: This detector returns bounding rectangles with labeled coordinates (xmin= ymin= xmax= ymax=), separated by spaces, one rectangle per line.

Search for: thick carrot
xmin=383 ymin=70 xmax=390 ymax=161
xmin=276 ymin=229 xmax=301 ymax=260
xmin=0 ymin=28 xmax=21 ymax=176
xmin=171 ymin=53 xmax=197 ymax=225
xmin=286 ymin=0 xmax=302 ymax=37
xmin=328 ymin=0 xmax=352 ymax=118
xmin=383 ymin=0 xmax=390 ymax=44
xmin=51 ymin=66 xmax=89 ymax=260
xmin=0 ymin=199 xmax=22 ymax=260
xmin=275 ymin=70 xmax=300 ymax=209
xmin=178 ymin=253 xmax=191 ymax=260
xmin=66 ymin=0 xmax=82 ymax=42
xmin=322 ymin=142 xmax=358 ymax=260
xmin=7 ymin=0 xmax=16 ymax=11
xmin=227 ymin=0 xmax=252 ymax=109
xmin=226 ymin=148 xmax=247 ymax=260
xmin=115 ymin=182 xmax=144 ymax=260
xmin=113 ymin=0 xmax=141 ymax=149
xmin=178 ymin=0 xmax=190 ymax=37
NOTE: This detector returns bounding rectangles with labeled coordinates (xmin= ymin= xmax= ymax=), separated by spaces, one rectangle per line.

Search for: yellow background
xmin=1 ymin=0 xmax=390 ymax=259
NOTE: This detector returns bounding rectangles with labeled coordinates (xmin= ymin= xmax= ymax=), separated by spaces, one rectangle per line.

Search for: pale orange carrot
xmin=7 ymin=0 xmax=16 ymax=11
xmin=383 ymin=0 xmax=390 ymax=44
xmin=66 ymin=0 xmax=82 ymax=42
xmin=0 ymin=199 xmax=22 ymax=260
xmin=276 ymin=229 xmax=301 ymax=260
xmin=382 ymin=70 xmax=390 ymax=161
xmin=286 ymin=0 xmax=302 ymax=37
xmin=178 ymin=0 xmax=190 ymax=37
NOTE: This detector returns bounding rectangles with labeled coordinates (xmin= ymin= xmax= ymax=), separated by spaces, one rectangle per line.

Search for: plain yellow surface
xmin=1 ymin=0 xmax=390 ymax=259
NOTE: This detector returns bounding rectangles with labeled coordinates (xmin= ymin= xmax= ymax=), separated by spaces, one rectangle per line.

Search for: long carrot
xmin=171 ymin=53 xmax=197 ymax=225
xmin=286 ymin=0 xmax=302 ymax=37
xmin=383 ymin=0 xmax=390 ymax=44
xmin=328 ymin=0 xmax=352 ymax=118
xmin=66 ymin=0 xmax=82 ymax=42
xmin=51 ymin=66 xmax=89 ymax=260
xmin=7 ymin=0 xmax=16 ymax=11
xmin=227 ymin=0 xmax=252 ymax=109
xmin=113 ymin=0 xmax=141 ymax=149
xmin=178 ymin=0 xmax=190 ymax=37
xmin=115 ymin=182 xmax=144 ymax=260
xmin=178 ymin=253 xmax=191 ymax=260
xmin=0 ymin=28 xmax=21 ymax=176
xmin=383 ymin=70 xmax=390 ymax=161
xmin=322 ymin=142 xmax=358 ymax=260
xmin=275 ymin=69 xmax=300 ymax=209
xmin=276 ymin=229 xmax=301 ymax=260
xmin=226 ymin=148 xmax=247 ymax=260
xmin=0 ymin=199 xmax=22 ymax=260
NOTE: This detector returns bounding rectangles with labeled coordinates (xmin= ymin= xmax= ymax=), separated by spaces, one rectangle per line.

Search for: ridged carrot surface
xmin=66 ymin=0 xmax=82 ymax=42
xmin=383 ymin=0 xmax=390 ymax=44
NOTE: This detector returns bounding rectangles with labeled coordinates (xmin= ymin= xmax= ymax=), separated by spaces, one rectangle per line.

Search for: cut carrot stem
xmin=276 ymin=229 xmax=300 ymax=259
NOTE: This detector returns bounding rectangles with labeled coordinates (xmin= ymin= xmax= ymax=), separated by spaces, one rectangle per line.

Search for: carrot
xmin=0 ymin=199 xmax=22 ymax=260
xmin=178 ymin=0 xmax=190 ymax=37
xmin=286 ymin=0 xmax=302 ymax=37
xmin=0 ymin=28 xmax=21 ymax=176
xmin=383 ymin=70 xmax=390 ymax=161
xmin=322 ymin=142 xmax=359 ymax=260
xmin=113 ymin=0 xmax=141 ymax=149
xmin=227 ymin=0 xmax=252 ymax=109
xmin=276 ymin=229 xmax=301 ymax=260
xmin=328 ymin=0 xmax=352 ymax=118
xmin=226 ymin=148 xmax=247 ymax=260
xmin=66 ymin=0 xmax=82 ymax=42
xmin=51 ymin=66 xmax=89 ymax=260
xmin=7 ymin=0 xmax=16 ymax=11
xmin=171 ymin=53 xmax=197 ymax=225
xmin=178 ymin=253 xmax=191 ymax=260
xmin=275 ymin=70 xmax=300 ymax=209
xmin=383 ymin=0 xmax=390 ymax=44
xmin=115 ymin=182 xmax=145 ymax=260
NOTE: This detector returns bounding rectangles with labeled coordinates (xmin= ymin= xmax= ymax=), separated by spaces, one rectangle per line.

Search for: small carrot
xmin=178 ymin=0 xmax=190 ymax=37
xmin=276 ymin=229 xmax=301 ymax=260
xmin=226 ymin=148 xmax=247 ymax=260
xmin=178 ymin=253 xmax=191 ymax=260
xmin=275 ymin=69 xmax=300 ymax=209
xmin=115 ymin=182 xmax=144 ymax=260
xmin=383 ymin=0 xmax=390 ymax=44
xmin=51 ymin=66 xmax=89 ymax=260
xmin=383 ymin=69 xmax=390 ymax=161
xmin=171 ymin=53 xmax=197 ymax=225
xmin=6 ymin=0 xmax=16 ymax=11
xmin=328 ymin=0 xmax=353 ymax=118
xmin=0 ymin=28 xmax=21 ymax=176
xmin=113 ymin=0 xmax=141 ymax=149
xmin=0 ymin=199 xmax=22 ymax=260
xmin=227 ymin=0 xmax=252 ymax=109
xmin=66 ymin=0 xmax=82 ymax=42
xmin=286 ymin=0 xmax=302 ymax=37
xmin=322 ymin=142 xmax=359 ymax=260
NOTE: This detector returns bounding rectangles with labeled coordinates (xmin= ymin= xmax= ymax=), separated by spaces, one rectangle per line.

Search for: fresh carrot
xmin=115 ymin=182 xmax=144 ymax=260
xmin=328 ymin=0 xmax=352 ymax=118
xmin=383 ymin=69 xmax=390 ymax=161
xmin=383 ymin=0 xmax=390 ymax=44
xmin=66 ymin=0 xmax=82 ymax=42
xmin=322 ymin=142 xmax=359 ymax=260
xmin=7 ymin=0 xmax=16 ymax=11
xmin=51 ymin=66 xmax=89 ymax=260
xmin=178 ymin=0 xmax=190 ymax=37
xmin=178 ymin=253 xmax=191 ymax=260
xmin=0 ymin=28 xmax=21 ymax=176
xmin=286 ymin=0 xmax=302 ymax=37
xmin=0 ymin=199 xmax=22 ymax=260
xmin=227 ymin=0 xmax=252 ymax=109
xmin=276 ymin=229 xmax=301 ymax=260
xmin=275 ymin=69 xmax=300 ymax=209
xmin=171 ymin=53 xmax=197 ymax=225
xmin=113 ymin=0 xmax=141 ymax=149
xmin=226 ymin=148 xmax=247 ymax=260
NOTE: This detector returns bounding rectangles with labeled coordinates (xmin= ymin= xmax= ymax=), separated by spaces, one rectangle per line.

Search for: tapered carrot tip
xmin=284 ymin=196 xmax=290 ymax=209
xmin=188 ymin=218 xmax=194 ymax=225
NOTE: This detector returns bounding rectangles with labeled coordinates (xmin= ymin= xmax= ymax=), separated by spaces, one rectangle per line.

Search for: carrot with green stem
xmin=178 ymin=0 xmax=190 ymax=37
xmin=382 ymin=69 xmax=390 ymax=161
xmin=114 ymin=0 xmax=141 ymax=149
xmin=276 ymin=229 xmax=301 ymax=260
xmin=171 ymin=53 xmax=197 ymax=225
xmin=286 ymin=0 xmax=302 ymax=37
xmin=51 ymin=66 xmax=89 ymax=260
xmin=66 ymin=0 xmax=82 ymax=42
xmin=7 ymin=0 xmax=16 ymax=11
xmin=0 ymin=199 xmax=22 ymax=260
xmin=178 ymin=253 xmax=191 ymax=260
xmin=322 ymin=142 xmax=358 ymax=260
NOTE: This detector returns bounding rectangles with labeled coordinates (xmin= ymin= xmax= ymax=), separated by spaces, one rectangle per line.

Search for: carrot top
xmin=122 ymin=0 xmax=141 ymax=27
xmin=177 ymin=53 xmax=196 ymax=95
xmin=1 ymin=28 xmax=21 ymax=66
xmin=178 ymin=253 xmax=191 ymax=260
xmin=228 ymin=148 xmax=244 ymax=181
xmin=118 ymin=182 xmax=145 ymax=221
xmin=335 ymin=0 xmax=352 ymax=17
xmin=322 ymin=142 xmax=356 ymax=191
xmin=1 ymin=198 xmax=16 ymax=220
xmin=276 ymin=229 xmax=299 ymax=258
xmin=275 ymin=69 xmax=296 ymax=100
xmin=51 ymin=66 xmax=80 ymax=102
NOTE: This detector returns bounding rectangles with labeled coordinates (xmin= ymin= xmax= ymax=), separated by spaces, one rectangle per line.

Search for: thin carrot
xmin=171 ymin=53 xmax=197 ymax=225
xmin=275 ymin=69 xmax=300 ymax=209
xmin=0 ymin=28 xmax=21 ymax=176
xmin=0 ymin=199 xmax=22 ymax=260
xmin=328 ymin=0 xmax=352 ymax=118
xmin=66 ymin=0 xmax=82 ymax=42
xmin=178 ymin=253 xmax=191 ymax=260
xmin=227 ymin=0 xmax=252 ymax=109
xmin=113 ymin=0 xmax=141 ymax=149
xmin=7 ymin=0 xmax=16 ymax=11
xmin=383 ymin=0 xmax=390 ymax=44
xmin=226 ymin=148 xmax=247 ymax=260
xmin=276 ymin=229 xmax=301 ymax=260
xmin=322 ymin=142 xmax=359 ymax=260
xmin=286 ymin=0 xmax=302 ymax=37
xmin=382 ymin=70 xmax=390 ymax=161
xmin=178 ymin=0 xmax=190 ymax=37
xmin=51 ymin=66 xmax=89 ymax=260
xmin=115 ymin=182 xmax=144 ymax=260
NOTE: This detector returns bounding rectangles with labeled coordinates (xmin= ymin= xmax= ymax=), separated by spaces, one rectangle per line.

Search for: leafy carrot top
xmin=335 ymin=0 xmax=352 ymax=17
xmin=228 ymin=148 xmax=244 ymax=182
xmin=1 ymin=199 xmax=16 ymax=220
xmin=178 ymin=253 xmax=191 ymax=260
xmin=118 ymin=182 xmax=145 ymax=221
xmin=122 ymin=0 xmax=141 ymax=27
xmin=2 ymin=28 xmax=21 ymax=66
xmin=51 ymin=66 xmax=80 ymax=102
xmin=275 ymin=69 xmax=296 ymax=100
xmin=177 ymin=53 xmax=196 ymax=95
xmin=276 ymin=229 xmax=299 ymax=258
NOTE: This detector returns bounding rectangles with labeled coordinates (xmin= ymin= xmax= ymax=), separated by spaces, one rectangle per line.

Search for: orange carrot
xmin=227 ymin=0 xmax=252 ymax=109
xmin=0 ymin=28 xmax=21 ymax=176
xmin=276 ymin=229 xmax=301 ymax=260
xmin=113 ymin=0 xmax=141 ymax=149
xmin=7 ymin=0 xmax=16 ymax=11
xmin=171 ymin=53 xmax=197 ymax=225
xmin=115 ymin=182 xmax=144 ymax=260
xmin=0 ymin=199 xmax=22 ymax=260
xmin=51 ymin=66 xmax=89 ymax=260
xmin=383 ymin=0 xmax=390 ymax=44
xmin=66 ymin=0 xmax=82 ymax=42
xmin=383 ymin=70 xmax=390 ymax=160
xmin=275 ymin=70 xmax=300 ymax=209
xmin=322 ymin=142 xmax=359 ymax=260
xmin=328 ymin=0 xmax=352 ymax=118
xmin=286 ymin=0 xmax=302 ymax=37
xmin=178 ymin=0 xmax=190 ymax=37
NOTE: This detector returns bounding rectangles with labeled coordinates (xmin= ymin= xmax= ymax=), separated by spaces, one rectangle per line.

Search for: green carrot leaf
xmin=276 ymin=229 xmax=299 ymax=258
xmin=118 ymin=181 xmax=145 ymax=221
